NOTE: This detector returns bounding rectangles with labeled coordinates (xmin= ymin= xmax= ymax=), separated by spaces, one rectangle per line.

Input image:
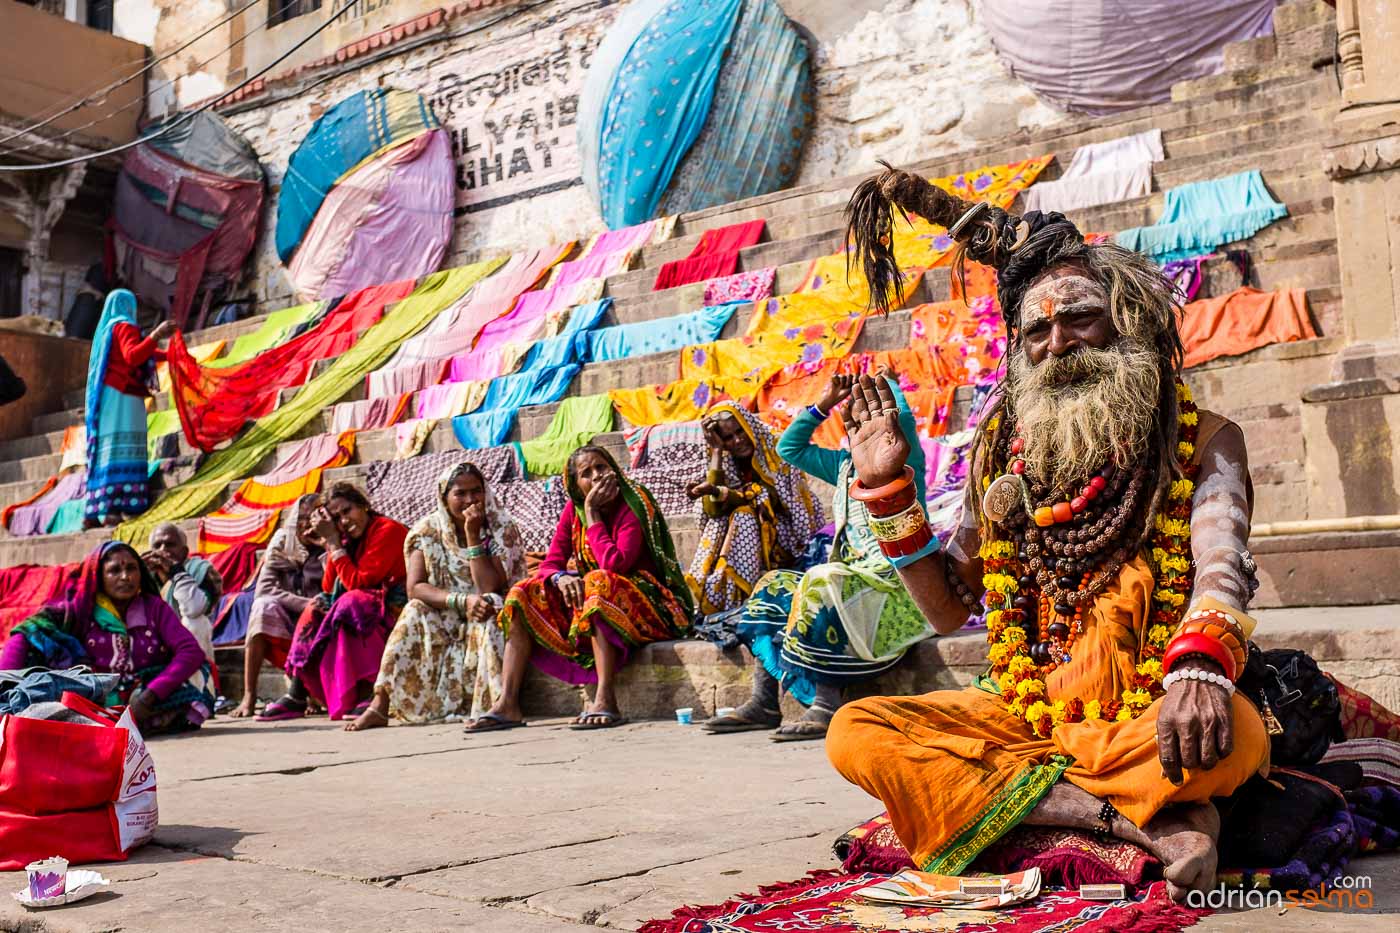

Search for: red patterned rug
xmin=638 ymin=870 xmax=1211 ymax=933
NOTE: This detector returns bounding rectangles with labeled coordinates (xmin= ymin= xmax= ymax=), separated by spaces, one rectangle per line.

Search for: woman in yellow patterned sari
xmin=685 ymin=403 xmax=823 ymax=618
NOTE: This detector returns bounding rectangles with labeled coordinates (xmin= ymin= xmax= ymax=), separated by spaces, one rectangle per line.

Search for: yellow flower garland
xmin=982 ymin=382 xmax=1201 ymax=738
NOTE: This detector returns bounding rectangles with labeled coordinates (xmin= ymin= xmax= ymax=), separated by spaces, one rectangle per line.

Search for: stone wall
xmin=142 ymin=0 xmax=1062 ymax=310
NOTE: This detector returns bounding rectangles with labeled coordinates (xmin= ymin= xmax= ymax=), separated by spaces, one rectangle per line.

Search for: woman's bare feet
xmin=228 ymin=697 xmax=257 ymax=718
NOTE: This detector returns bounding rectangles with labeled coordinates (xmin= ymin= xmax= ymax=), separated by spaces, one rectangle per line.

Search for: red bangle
xmin=851 ymin=466 xmax=914 ymax=503
xmin=1163 ymin=632 xmax=1237 ymax=682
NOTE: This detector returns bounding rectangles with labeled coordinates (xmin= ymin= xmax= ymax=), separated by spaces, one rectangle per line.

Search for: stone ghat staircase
xmin=2 ymin=0 xmax=1397 ymax=716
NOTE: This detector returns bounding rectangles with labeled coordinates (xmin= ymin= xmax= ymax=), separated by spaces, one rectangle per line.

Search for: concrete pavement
xmin=1 ymin=714 xmax=1396 ymax=931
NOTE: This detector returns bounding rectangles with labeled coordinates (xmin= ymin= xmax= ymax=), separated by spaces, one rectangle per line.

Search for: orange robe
xmin=826 ymin=414 xmax=1270 ymax=874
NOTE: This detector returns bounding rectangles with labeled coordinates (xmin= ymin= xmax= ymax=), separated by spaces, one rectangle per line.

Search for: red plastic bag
xmin=0 ymin=692 xmax=159 ymax=870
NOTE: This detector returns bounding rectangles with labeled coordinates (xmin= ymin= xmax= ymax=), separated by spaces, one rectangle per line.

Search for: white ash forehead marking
xmin=1019 ymin=271 xmax=1108 ymax=329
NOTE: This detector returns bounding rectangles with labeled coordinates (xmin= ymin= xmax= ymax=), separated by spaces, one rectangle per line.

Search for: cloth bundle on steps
xmin=1179 ymin=286 xmax=1316 ymax=368
xmin=1020 ymin=128 xmax=1163 ymax=214
xmin=652 ymin=219 xmax=765 ymax=290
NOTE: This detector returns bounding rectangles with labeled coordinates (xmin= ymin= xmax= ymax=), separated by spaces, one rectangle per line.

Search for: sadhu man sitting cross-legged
xmin=826 ymin=167 xmax=1268 ymax=902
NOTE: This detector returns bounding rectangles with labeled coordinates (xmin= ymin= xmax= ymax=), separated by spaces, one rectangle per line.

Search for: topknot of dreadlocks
xmin=994 ymin=210 xmax=1086 ymax=331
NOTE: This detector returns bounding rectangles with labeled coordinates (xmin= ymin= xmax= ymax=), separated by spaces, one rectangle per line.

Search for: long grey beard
xmin=1007 ymin=339 xmax=1162 ymax=493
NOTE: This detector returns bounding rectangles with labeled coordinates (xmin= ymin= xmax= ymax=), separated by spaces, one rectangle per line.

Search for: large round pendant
xmin=982 ymin=473 xmax=1025 ymax=523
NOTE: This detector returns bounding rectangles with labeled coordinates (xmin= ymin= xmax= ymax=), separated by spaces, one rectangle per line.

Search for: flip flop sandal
xmin=256 ymin=696 xmax=307 ymax=722
xmin=569 ymin=711 xmax=630 ymax=730
xmin=770 ymin=720 xmax=830 ymax=742
xmin=464 ymin=713 xmax=527 ymax=733
xmin=703 ymin=713 xmax=780 ymax=734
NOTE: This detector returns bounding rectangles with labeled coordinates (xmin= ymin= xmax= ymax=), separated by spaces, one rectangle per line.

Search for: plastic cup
xmin=26 ymin=857 xmax=67 ymax=901
xmin=675 ymin=707 xmax=693 ymax=725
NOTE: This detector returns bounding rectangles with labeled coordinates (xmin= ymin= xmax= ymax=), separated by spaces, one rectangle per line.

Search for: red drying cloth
xmin=168 ymin=278 xmax=416 ymax=451
xmin=0 ymin=563 xmax=75 ymax=639
xmin=653 ymin=219 xmax=765 ymax=291
xmin=206 ymin=541 xmax=261 ymax=594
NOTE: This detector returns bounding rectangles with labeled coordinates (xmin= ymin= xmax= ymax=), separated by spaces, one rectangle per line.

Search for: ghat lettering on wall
xmin=426 ymin=1 xmax=616 ymax=215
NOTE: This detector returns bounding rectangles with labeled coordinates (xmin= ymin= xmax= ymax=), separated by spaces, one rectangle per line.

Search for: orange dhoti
xmin=825 ymin=557 xmax=1271 ymax=873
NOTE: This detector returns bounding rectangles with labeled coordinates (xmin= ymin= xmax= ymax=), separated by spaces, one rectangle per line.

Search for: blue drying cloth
xmin=592 ymin=0 xmax=745 ymax=227
xmin=1115 ymin=170 xmax=1286 ymax=262
xmin=586 ymin=302 xmax=740 ymax=363
xmin=452 ymin=364 xmax=581 ymax=449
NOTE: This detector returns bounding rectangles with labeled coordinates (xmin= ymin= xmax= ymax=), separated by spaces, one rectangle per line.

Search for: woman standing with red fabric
xmin=264 ymin=483 xmax=408 ymax=721
xmin=84 ymin=290 xmax=173 ymax=527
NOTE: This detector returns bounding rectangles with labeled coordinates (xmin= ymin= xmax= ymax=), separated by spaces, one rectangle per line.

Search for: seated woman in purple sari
xmin=0 ymin=541 xmax=213 ymax=734
xmin=261 ymin=483 xmax=408 ymax=722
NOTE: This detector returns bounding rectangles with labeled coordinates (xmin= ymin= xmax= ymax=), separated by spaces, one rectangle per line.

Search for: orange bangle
xmin=850 ymin=466 xmax=914 ymax=502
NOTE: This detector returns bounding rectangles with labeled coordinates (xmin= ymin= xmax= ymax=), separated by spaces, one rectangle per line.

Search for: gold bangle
xmin=867 ymin=500 xmax=927 ymax=542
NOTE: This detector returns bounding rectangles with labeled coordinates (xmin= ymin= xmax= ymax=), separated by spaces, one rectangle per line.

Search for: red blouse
xmin=103 ymin=322 xmax=165 ymax=395
xmin=323 ymin=514 xmax=409 ymax=592
xmin=538 ymin=500 xmax=658 ymax=581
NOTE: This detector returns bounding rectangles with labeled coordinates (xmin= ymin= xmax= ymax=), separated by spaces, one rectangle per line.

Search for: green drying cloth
xmin=515 ymin=394 xmax=615 ymax=477
xmin=115 ymin=258 xmax=505 ymax=545
xmin=145 ymin=407 xmax=183 ymax=460
xmin=210 ymin=300 xmax=325 ymax=368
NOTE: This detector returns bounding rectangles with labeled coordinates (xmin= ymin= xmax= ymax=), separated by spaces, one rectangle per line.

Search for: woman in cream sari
xmin=346 ymin=461 xmax=526 ymax=730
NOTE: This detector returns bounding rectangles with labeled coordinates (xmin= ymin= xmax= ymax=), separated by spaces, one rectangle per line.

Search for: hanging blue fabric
xmin=1114 ymin=170 xmax=1287 ymax=263
xmin=452 ymin=364 xmax=581 ymax=450
xmin=593 ymin=0 xmax=746 ymax=228
xmin=656 ymin=0 xmax=812 ymax=217
xmin=585 ymin=302 xmax=741 ymax=363
xmin=578 ymin=0 xmax=672 ymax=209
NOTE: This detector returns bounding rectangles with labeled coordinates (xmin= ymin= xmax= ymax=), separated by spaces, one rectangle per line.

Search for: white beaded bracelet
xmin=1162 ymin=667 xmax=1235 ymax=697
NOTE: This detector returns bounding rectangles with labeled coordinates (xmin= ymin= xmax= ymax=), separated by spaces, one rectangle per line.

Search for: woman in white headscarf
xmin=346 ymin=461 xmax=526 ymax=730
xmin=228 ymin=494 xmax=326 ymax=718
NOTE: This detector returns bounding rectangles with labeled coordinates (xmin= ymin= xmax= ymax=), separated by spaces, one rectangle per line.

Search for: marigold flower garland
xmin=982 ymin=381 xmax=1200 ymax=738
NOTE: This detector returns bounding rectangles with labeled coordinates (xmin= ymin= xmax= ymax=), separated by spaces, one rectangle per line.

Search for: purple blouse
xmin=0 ymin=594 xmax=204 ymax=699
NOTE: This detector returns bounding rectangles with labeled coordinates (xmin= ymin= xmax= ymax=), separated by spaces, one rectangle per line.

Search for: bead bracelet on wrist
xmin=1162 ymin=667 xmax=1236 ymax=697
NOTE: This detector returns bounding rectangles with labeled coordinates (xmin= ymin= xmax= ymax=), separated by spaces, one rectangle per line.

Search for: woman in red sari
xmin=260 ymin=482 xmax=408 ymax=721
xmin=468 ymin=446 xmax=692 ymax=732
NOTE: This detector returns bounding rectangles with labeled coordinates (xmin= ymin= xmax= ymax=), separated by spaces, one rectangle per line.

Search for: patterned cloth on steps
xmin=492 ymin=478 xmax=570 ymax=553
xmin=704 ymin=266 xmax=775 ymax=306
xmin=1020 ymin=128 xmax=1163 ymax=214
xmin=622 ymin=421 xmax=708 ymax=516
xmin=364 ymin=445 xmax=522 ymax=528
xmin=1114 ymin=169 xmax=1287 ymax=262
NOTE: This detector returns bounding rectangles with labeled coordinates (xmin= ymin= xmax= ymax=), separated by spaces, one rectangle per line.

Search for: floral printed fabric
xmin=703 ymin=267 xmax=775 ymax=306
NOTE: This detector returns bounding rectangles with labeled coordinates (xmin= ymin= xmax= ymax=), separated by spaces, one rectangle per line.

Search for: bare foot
xmin=1023 ymin=781 xmax=1219 ymax=902
xmin=344 ymin=704 xmax=389 ymax=732
xmin=227 ymin=697 xmax=256 ymax=719
xmin=1139 ymin=802 xmax=1220 ymax=902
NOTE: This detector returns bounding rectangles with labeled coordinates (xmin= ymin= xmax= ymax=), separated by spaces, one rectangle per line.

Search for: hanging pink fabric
xmin=652 ymin=219 xmax=765 ymax=290
xmin=287 ymin=129 xmax=455 ymax=302
xmin=704 ymin=266 xmax=776 ymax=306
xmin=328 ymin=393 xmax=412 ymax=434
xmin=585 ymin=220 xmax=656 ymax=257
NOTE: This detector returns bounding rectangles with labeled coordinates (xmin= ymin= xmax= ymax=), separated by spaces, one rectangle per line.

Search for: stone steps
xmin=213 ymin=599 xmax=1400 ymax=719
